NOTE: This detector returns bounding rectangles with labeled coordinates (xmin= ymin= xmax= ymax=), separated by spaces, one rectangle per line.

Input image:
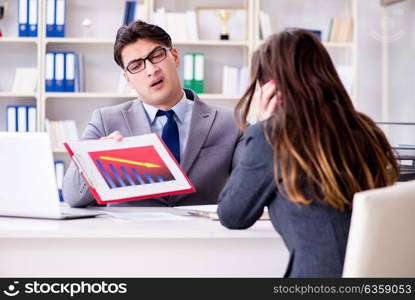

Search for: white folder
xmin=17 ymin=106 xmax=27 ymax=132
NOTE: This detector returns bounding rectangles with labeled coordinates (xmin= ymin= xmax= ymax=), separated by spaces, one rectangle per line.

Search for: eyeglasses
xmin=124 ymin=47 xmax=171 ymax=74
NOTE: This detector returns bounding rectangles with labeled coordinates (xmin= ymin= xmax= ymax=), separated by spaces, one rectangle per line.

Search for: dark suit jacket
xmin=63 ymin=89 xmax=244 ymax=207
xmin=217 ymin=121 xmax=352 ymax=277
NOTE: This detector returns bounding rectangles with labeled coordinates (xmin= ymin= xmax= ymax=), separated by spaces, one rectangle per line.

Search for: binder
xmin=64 ymin=52 xmax=75 ymax=92
xmin=17 ymin=106 xmax=27 ymax=132
xmin=193 ymin=53 xmax=204 ymax=93
xmin=18 ymin=0 xmax=28 ymax=37
xmin=54 ymin=160 xmax=65 ymax=202
xmin=76 ymin=53 xmax=85 ymax=92
xmin=128 ymin=1 xmax=137 ymax=24
xmin=222 ymin=65 xmax=239 ymax=95
xmin=122 ymin=1 xmax=129 ymax=25
xmin=55 ymin=52 xmax=65 ymax=92
xmin=55 ymin=0 xmax=65 ymax=37
xmin=185 ymin=11 xmax=198 ymax=41
xmin=27 ymin=105 xmax=37 ymax=132
xmin=45 ymin=52 xmax=55 ymax=92
xmin=6 ymin=106 xmax=17 ymax=132
xmin=123 ymin=1 xmax=134 ymax=25
xmin=28 ymin=0 xmax=38 ymax=37
xmin=134 ymin=2 xmax=147 ymax=22
xmin=238 ymin=66 xmax=249 ymax=95
xmin=46 ymin=0 xmax=55 ymax=37
xmin=183 ymin=53 xmax=194 ymax=90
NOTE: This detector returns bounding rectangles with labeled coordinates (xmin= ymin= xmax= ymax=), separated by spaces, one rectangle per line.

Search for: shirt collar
xmin=142 ymin=91 xmax=188 ymax=124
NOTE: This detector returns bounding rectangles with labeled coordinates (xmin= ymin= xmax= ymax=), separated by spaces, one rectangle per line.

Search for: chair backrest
xmin=343 ymin=180 xmax=415 ymax=277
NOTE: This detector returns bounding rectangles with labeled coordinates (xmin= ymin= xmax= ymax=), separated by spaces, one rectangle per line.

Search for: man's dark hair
xmin=114 ymin=20 xmax=172 ymax=69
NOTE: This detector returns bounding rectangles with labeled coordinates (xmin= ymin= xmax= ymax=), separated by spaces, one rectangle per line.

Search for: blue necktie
xmin=156 ymin=109 xmax=180 ymax=163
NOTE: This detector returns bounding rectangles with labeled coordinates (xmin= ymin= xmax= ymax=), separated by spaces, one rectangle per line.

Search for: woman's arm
xmin=217 ymin=122 xmax=277 ymax=229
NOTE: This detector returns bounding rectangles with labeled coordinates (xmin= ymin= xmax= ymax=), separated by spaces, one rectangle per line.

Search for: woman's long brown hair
xmin=235 ymin=29 xmax=398 ymax=211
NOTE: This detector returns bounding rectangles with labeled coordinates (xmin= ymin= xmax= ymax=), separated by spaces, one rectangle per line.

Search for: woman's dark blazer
xmin=217 ymin=121 xmax=352 ymax=278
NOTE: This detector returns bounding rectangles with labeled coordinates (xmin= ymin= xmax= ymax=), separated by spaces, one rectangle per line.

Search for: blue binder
xmin=18 ymin=0 xmax=29 ymax=37
xmin=28 ymin=0 xmax=38 ymax=37
xmin=46 ymin=0 xmax=55 ymax=37
xmin=123 ymin=1 xmax=131 ymax=25
xmin=27 ymin=105 xmax=37 ymax=132
xmin=45 ymin=52 xmax=55 ymax=92
xmin=55 ymin=52 xmax=65 ymax=92
xmin=55 ymin=0 xmax=66 ymax=37
xmin=54 ymin=160 xmax=65 ymax=202
xmin=128 ymin=1 xmax=137 ymax=24
xmin=16 ymin=105 xmax=27 ymax=132
xmin=64 ymin=52 xmax=75 ymax=92
xmin=6 ymin=106 xmax=18 ymax=132
xmin=123 ymin=1 xmax=137 ymax=25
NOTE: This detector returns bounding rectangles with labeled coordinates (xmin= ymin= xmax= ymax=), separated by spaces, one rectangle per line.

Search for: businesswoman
xmin=217 ymin=29 xmax=399 ymax=277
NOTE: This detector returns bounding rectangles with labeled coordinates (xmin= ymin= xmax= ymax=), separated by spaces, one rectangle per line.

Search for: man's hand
xmin=255 ymin=80 xmax=282 ymax=122
xmin=100 ymin=130 xmax=124 ymax=141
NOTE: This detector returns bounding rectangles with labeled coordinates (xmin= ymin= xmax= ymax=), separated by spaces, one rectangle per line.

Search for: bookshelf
xmin=257 ymin=0 xmax=358 ymax=102
xmin=1 ymin=0 xmax=359 ymax=156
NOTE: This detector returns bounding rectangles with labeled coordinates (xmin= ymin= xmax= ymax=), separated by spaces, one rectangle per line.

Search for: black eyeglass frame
xmin=123 ymin=46 xmax=172 ymax=74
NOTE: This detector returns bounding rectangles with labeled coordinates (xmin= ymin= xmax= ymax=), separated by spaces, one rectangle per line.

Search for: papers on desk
xmin=84 ymin=209 xmax=189 ymax=221
xmin=104 ymin=211 xmax=188 ymax=221
xmin=177 ymin=205 xmax=270 ymax=221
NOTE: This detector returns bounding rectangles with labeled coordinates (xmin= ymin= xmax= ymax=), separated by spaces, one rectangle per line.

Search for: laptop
xmin=0 ymin=132 xmax=101 ymax=219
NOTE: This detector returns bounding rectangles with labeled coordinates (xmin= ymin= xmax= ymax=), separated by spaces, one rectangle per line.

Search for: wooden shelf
xmin=44 ymin=92 xmax=240 ymax=100
xmin=0 ymin=92 xmax=37 ymax=98
xmin=52 ymin=148 xmax=67 ymax=153
xmin=0 ymin=37 xmax=38 ymax=43
xmin=199 ymin=94 xmax=241 ymax=100
xmin=174 ymin=40 xmax=249 ymax=47
xmin=45 ymin=38 xmax=114 ymax=44
xmin=44 ymin=38 xmax=249 ymax=47
xmin=322 ymin=42 xmax=354 ymax=48
xmin=259 ymin=39 xmax=354 ymax=48
xmin=45 ymin=92 xmax=137 ymax=99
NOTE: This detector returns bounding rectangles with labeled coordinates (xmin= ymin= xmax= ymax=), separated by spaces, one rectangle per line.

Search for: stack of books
xmin=395 ymin=145 xmax=415 ymax=182
xmin=45 ymin=119 xmax=79 ymax=150
xmin=152 ymin=7 xmax=199 ymax=41
xmin=222 ymin=65 xmax=249 ymax=96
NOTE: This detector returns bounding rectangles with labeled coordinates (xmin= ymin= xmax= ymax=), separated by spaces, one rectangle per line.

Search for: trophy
xmin=81 ymin=18 xmax=92 ymax=38
xmin=0 ymin=2 xmax=8 ymax=38
xmin=218 ymin=9 xmax=232 ymax=40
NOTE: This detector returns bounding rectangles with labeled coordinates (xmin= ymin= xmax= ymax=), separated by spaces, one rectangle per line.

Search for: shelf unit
xmin=1 ymin=0 xmax=358 ymax=156
xmin=256 ymin=0 xmax=358 ymax=101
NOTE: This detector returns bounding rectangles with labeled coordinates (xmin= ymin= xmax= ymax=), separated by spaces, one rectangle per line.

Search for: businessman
xmin=62 ymin=20 xmax=244 ymax=207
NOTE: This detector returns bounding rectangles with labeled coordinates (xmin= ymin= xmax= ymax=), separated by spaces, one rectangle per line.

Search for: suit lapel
xmin=122 ymin=100 xmax=152 ymax=136
xmin=181 ymin=97 xmax=217 ymax=174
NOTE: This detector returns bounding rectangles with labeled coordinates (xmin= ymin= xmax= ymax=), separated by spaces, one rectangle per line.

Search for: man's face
xmin=122 ymin=39 xmax=182 ymax=109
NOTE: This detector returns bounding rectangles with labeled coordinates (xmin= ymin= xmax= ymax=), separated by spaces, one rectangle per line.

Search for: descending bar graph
xmin=89 ymin=146 xmax=175 ymax=189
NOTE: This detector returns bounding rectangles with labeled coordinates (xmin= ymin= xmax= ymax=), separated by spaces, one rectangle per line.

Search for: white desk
xmin=0 ymin=207 xmax=289 ymax=277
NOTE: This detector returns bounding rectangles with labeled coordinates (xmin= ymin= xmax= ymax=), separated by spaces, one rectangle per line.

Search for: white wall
xmin=355 ymin=0 xmax=383 ymax=121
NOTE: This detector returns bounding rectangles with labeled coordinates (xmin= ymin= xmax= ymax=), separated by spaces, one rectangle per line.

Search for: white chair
xmin=343 ymin=180 xmax=415 ymax=277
